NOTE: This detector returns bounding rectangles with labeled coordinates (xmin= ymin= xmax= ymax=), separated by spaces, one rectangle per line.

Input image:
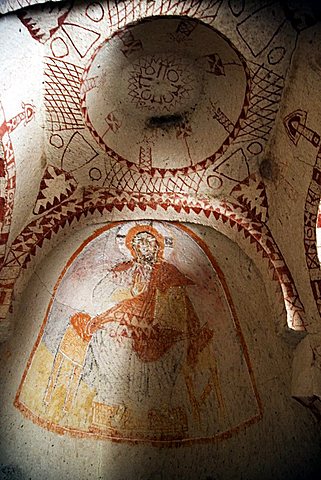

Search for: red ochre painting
xmin=15 ymin=221 xmax=263 ymax=444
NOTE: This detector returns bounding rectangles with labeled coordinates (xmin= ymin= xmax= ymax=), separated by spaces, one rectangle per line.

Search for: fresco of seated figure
xmin=15 ymin=221 xmax=262 ymax=444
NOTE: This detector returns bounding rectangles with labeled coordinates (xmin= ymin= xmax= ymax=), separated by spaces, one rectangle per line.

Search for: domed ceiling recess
xmin=81 ymin=17 xmax=248 ymax=174
xmin=1 ymin=0 xmax=318 ymax=342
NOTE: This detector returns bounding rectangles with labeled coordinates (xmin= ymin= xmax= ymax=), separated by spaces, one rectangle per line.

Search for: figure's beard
xmin=135 ymin=249 xmax=158 ymax=266
xmin=142 ymin=252 xmax=156 ymax=264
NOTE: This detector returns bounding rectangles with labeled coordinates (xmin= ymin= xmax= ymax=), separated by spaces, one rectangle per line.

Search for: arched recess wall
xmin=1 ymin=191 xmax=306 ymax=342
xmin=0 ymin=220 xmax=320 ymax=480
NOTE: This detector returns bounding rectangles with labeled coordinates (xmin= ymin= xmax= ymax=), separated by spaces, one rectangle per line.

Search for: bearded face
xmin=131 ymin=232 xmax=159 ymax=266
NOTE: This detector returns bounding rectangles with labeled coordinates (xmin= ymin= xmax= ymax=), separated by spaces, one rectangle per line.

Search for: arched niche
xmin=14 ymin=220 xmax=262 ymax=444
xmin=1 ymin=220 xmax=320 ymax=479
xmin=0 ymin=192 xmax=306 ymax=342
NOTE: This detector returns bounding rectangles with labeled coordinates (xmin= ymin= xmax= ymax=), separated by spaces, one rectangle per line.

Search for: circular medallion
xmin=81 ymin=17 xmax=249 ymax=175
xmin=127 ymin=53 xmax=199 ymax=114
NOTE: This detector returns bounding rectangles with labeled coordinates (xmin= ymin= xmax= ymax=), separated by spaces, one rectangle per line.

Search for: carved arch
xmin=0 ymin=187 xmax=306 ymax=340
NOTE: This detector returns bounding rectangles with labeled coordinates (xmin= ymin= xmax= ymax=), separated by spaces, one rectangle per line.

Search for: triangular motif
xmin=230 ymin=174 xmax=269 ymax=223
xmin=61 ymin=23 xmax=100 ymax=58
xmin=33 ymin=165 xmax=77 ymax=215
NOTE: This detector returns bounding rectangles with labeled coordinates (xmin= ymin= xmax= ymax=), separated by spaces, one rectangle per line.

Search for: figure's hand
xmin=131 ymin=271 xmax=147 ymax=296
xmin=70 ymin=312 xmax=92 ymax=342
xmin=87 ymin=310 xmax=115 ymax=335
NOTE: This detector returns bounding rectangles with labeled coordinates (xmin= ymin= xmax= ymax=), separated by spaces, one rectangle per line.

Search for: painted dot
xmin=50 ymin=134 xmax=64 ymax=149
xmin=268 ymin=47 xmax=285 ymax=65
xmin=89 ymin=167 xmax=102 ymax=180
xmin=50 ymin=37 xmax=69 ymax=58
xmin=207 ymin=175 xmax=223 ymax=189
xmin=86 ymin=2 xmax=104 ymax=22
xmin=247 ymin=141 xmax=263 ymax=155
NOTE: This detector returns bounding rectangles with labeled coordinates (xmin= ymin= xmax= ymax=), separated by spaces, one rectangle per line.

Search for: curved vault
xmin=80 ymin=16 xmax=249 ymax=174
xmin=4 ymin=217 xmax=321 ymax=480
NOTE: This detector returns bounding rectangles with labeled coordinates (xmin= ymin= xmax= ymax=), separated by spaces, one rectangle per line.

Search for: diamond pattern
xmin=44 ymin=57 xmax=85 ymax=132
xmin=235 ymin=62 xmax=284 ymax=144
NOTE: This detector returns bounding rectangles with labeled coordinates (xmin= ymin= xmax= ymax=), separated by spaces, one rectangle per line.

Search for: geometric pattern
xmin=80 ymin=35 xmax=251 ymax=178
xmin=0 ymin=101 xmax=35 ymax=267
xmin=80 ymin=45 xmax=286 ymax=194
xmin=0 ymin=189 xmax=306 ymax=335
xmin=61 ymin=23 xmax=100 ymax=58
xmin=283 ymin=108 xmax=321 ymax=319
xmin=82 ymin=64 xmax=282 ymax=195
xmin=0 ymin=140 xmax=6 ymax=266
xmin=17 ymin=3 xmax=72 ymax=43
xmin=0 ymin=0 xmax=301 ymax=339
xmin=44 ymin=57 xmax=85 ymax=132
xmin=61 ymin=132 xmax=98 ymax=172
xmin=0 ymin=119 xmax=15 ymax=266
xmin=230 ymin=174 xmax=269 ymax=223
xmin=104 ymin=161 xmax=207 ymax=194
xmin=104 ymin=0 xmax=223 ymax=30
xmin=0 ymin=100 xmax=36 ymax=334
xmin=234 ymin=62 xmax=284 ymax=145
xmin=1 ymin=0 xmax=223 ymax=18
xmin=33 ymin=165 xmax=78 ymax=215
xmin=304 ymin=148 xmax=321 ymax=316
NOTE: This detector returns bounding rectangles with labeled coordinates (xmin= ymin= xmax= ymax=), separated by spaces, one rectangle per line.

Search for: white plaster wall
xmin=0 ymin=14 xmax=44 ymax=245
xmin=1 ymin=1 xmax=321 ymax=478
xmin=264 ymin=23 xmax=321 ymax=330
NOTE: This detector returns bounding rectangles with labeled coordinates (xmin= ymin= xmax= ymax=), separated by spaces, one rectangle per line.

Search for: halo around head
xmin=125 ymin=224 xmax=164 ymax=259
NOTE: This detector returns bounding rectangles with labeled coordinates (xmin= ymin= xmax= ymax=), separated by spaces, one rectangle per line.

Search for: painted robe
xmin=68 ymin=259 xmax=218 ymax=439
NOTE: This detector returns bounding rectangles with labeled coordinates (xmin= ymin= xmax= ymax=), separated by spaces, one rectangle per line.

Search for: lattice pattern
xmin=235 ymin=63 xmax=284 ymax=144
xmin=159 ymin=0 xmax=222 ymax=20
xmin=106 ymin=0 xmax=143 ymax=29
xmin=104 ymin=0 xmax=222 ymax=33
xmin=104 ymin=160 xmax=206 ymax=194
xmin=44 ymin=57 xmax=85 ymax=132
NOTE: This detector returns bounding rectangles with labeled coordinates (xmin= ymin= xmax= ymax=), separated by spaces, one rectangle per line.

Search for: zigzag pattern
xmin=33 ymin=165 xmax=78 ymax=215
xmin=0 ymin=105 xmax=16 ymax=267
xmin=0 ymin=187 xmax=305 ymax=332
xmin=231 ymin=174 xmax=269 ymax=223
xmin=304 ymin=146 xmax=321 ymax=315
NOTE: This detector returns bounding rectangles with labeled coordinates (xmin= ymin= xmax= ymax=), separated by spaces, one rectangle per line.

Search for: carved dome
xmin=81 ymin=17 xmax=248 ymax=173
